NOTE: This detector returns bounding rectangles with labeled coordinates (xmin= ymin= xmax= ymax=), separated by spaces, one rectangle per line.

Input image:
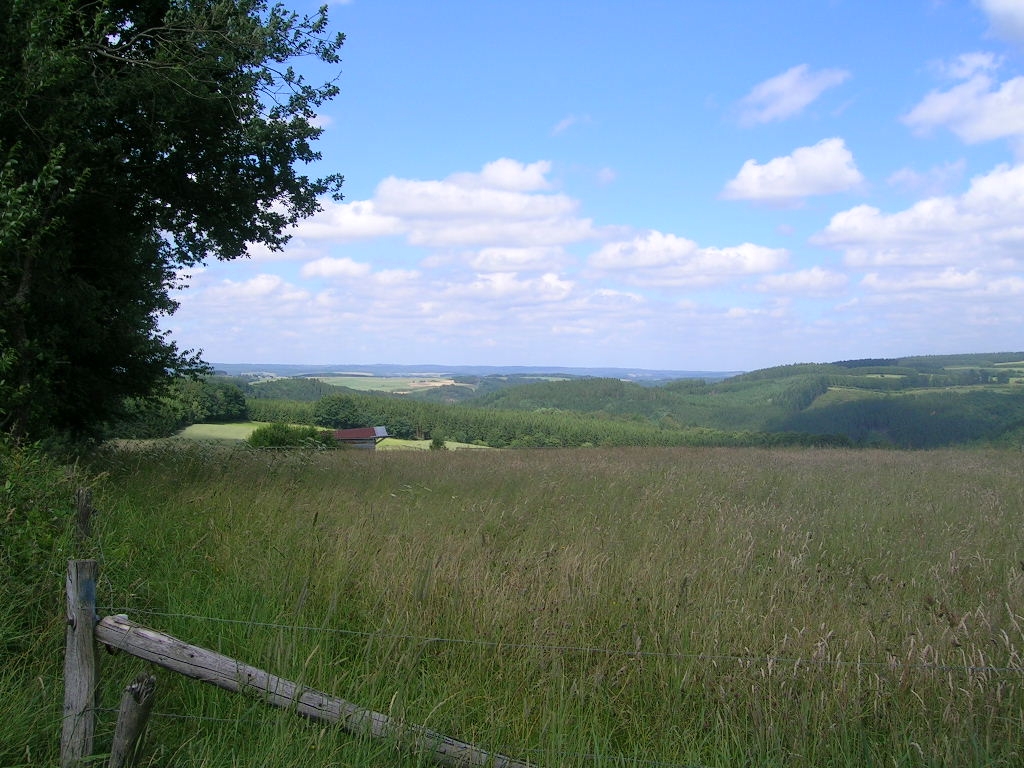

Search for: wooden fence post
xmin=61 ymin=559 xmax=99 ymax=768
xmin=95 ymin=614 xmax=536 ymax=768
xmin=109 ymin=673 xmax=156 ymax=768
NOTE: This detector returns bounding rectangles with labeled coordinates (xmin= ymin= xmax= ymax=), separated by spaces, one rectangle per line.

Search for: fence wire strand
xmin=98 ymin=605 xmax=1024 ymax=676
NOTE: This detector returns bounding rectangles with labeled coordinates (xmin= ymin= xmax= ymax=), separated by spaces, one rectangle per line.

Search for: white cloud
xmin=721 ymin=138 xmax=864 ymax=201
xmin=291 ymin=200 xmax=405 ymax=241
xmin=470 ymin=246 xmax=567 ymax=272
xmin=550 ymin=324 xmax=595 ymax=336
xmin=173 ymin=156 xmax=1024 ymax=369
xmin=902 ymin=64 xmax=1024 ymax=143
xmin=725 ymin=304 xmax=788 ymax=320
xmin=933 ymin=52 xmax=1001 ymax=80
xmin=887 ymin=159 xmax=966 ymax=195
xmin=246 ymin=239 xmax=328 ymax=263
xmin=376 ymin=177 xmax=573 ymax=220
xmin=447 ymin=158 xmax=552 ymax=191
xmin=310 ymin=113 xmax=335 ymax=129
xmin=551 ymin=115 xmax=591 ymax=136
xmin=407 ymin=217 xmax=598 ymax=248
xmin=372 ymin=269 xmax=421 ymax=285
xmin=814 ymin=162 xmax=1024 ymax=270
xmin=259 ymin=159 xmax=603 ymax=258
xmin=592 ymin=288 xmax=645 ymax=304
xmin=757 ymin=266 xmax=848 ymax=294
xmin=987 ymin=275 xmax=1024 ymax=294
xmin=861 ymin=268 xmax=983 ymax=292
xmin=590 ymin=231 xmax=788 ymax=286
xmin=737 ymin=64 xmax=850 ymax=126
xmin=373 ymin=161 xmax=599 ymax=247
xmin=976 ymin=0 xmax=1024 ymax=43
xmin=202 ymin=274 xmax=311 ymax=306
xmin=300 ymin=257 xmax=373 ymax=279
xmin=444 ymin=272 xmax=575 ymax=304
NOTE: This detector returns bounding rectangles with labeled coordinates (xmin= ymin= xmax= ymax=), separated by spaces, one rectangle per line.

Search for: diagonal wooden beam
xmin=95 ymin=614 xmax=535 ymax=768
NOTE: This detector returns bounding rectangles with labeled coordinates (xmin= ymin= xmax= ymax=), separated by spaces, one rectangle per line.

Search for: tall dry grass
xmin=61 ymin=445 xmax=1024 ymax=766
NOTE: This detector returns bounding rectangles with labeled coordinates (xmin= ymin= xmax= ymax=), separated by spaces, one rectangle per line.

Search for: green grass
xmin=7 ymin=445 xmax=1024 ymax=767
xmin=176 ymin=421 xmax=270 ymax=441
xmin=806 ymin=386 xmax=884 ymax=409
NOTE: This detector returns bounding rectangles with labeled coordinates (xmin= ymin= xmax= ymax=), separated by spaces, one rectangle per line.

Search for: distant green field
xmin=314 ymin=375 xmax=472 ymax=394
xmin=176 ymin=421 xmax=269 ymax=441
xmin=805 ymin=386 xmax=883 ymax=409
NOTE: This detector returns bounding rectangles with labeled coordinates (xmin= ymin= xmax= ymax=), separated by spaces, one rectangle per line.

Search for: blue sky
xmin=167 ymin=0 xmax=1024 ymax=371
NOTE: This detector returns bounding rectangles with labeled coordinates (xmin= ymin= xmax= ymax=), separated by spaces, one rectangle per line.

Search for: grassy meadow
xmin=8 ymin=444 xmax=1024 ymax=767
xmin=174 ymin=421 xmax=487 ymax=450
xmin=176 ymin=421 xmax=270 ymax=441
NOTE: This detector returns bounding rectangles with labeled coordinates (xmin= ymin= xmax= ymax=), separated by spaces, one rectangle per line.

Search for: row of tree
xmin=105 ymin=371 xmax=1024 ymax=449
xmin=776 ymin=389 xmax=1024 ymax=448
xmin=247 ymin=393 xmax=848 ymax=449
xmin=2 ymin=0 xmax=345 ymax=444
xmin=106 ymin=378 xmax=247 ymax=438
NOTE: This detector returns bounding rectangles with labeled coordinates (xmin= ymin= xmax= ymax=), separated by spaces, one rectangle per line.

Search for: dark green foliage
xmin=0 ymin=0 xmax=344 ymax=441
xmin=404 ymin=383 xmax=481 ymax=404
xmin=236 ymin=352 xmax=1024 ymax=450
xmin=0 ymin=439 xmax=86 ymax=766
xmin=258 ymin=390 xmax=835 ymax=448
xmin=471 ymin=376 xmax=823 ymax=432
xmin=831 ymin=358 xmax=899 ymax=368
xmin=247 ymin=422 xmax=334 ymax=448
xmin=249 ymin=377 xmax=346 ymax=401
xmin=661 ymin=378 xmax=711 ymax=394
xmin=475 ymin=377 xmax=680 ymax=418
xmin=163 ymin=377 xmax=248 ymax=424
xmin=896 ymin=352 xmax=1024 ymax=368
xmin=777 ymin=389 xmax=1024 ymax=448
xmin=453 ymin=356 xmax=1024 ymax=448
xmin=0 ymin=441 xmax=79 ymax=654
xmin=247 ymin=398 xmax=316 ymax=424
xmin=727 ymin=362 xmax=849 ymax=382
xmin=314 ymin=394 xmax=366 ymax=429
xmin=772 ymin=376 xmax=831 ymax=411
xmin=107 ymin=377 xmax=248 ymax=438
xmin=107 ymin=393 xmax=192 ymax=439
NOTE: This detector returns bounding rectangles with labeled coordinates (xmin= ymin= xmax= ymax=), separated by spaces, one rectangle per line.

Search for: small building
xmin=332 ymin=426 xmax=389 ymax=449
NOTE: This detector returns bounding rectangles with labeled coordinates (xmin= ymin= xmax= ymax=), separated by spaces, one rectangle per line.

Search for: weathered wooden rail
xmin=61 ymin=559 xmax=535 ymax=768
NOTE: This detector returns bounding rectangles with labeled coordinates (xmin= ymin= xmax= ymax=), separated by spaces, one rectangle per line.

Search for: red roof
xmin=333 ymin=426 xmax=389 ymax=440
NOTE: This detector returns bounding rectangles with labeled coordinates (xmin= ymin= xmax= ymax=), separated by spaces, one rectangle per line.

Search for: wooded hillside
xmin=110 ymin=352 xmax=1024 ymax=449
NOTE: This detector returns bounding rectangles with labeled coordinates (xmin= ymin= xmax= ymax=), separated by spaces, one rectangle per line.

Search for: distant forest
xmin=110 ymin=352 xmax=1024 ymax=449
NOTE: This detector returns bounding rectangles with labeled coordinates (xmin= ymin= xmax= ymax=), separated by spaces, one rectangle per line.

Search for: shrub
xmin=247 ymin=422 xmax=335 ymax=448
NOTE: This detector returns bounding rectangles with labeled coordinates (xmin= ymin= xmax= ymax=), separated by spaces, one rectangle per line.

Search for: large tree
xmin=0 ymin=0 xmax=344 ymax=440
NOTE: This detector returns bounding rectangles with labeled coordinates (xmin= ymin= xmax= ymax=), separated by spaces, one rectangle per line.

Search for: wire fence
xmin=98 ymin=605 xmax=1024 ymax=677
xmin=67 ymin=595 xmax=1024 ymax=768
